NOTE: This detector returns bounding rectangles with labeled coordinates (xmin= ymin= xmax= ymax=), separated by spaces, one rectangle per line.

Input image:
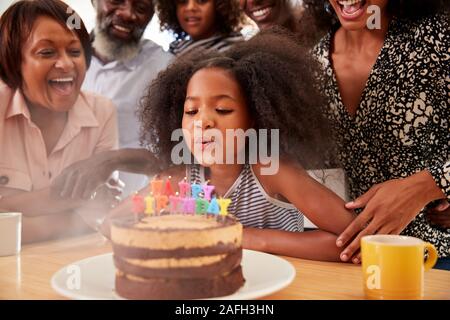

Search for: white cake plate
xmin=51 ymin=249 xmax=295 ymax=300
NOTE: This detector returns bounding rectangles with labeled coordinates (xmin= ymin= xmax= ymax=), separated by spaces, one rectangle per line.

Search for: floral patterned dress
xmin=314 ymin=14 xmax=450 ymax=257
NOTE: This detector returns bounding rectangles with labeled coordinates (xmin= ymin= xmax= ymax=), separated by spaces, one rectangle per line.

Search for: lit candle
xmin=164 ymin=176 xmax=174 ymax=196
xmin=144 ymin=193 xmax=155 ymax=215
xmin=207 ymin=197 xmax=220 ymax=215
xmin=217 ymin=198 xmax=231 ymax=216
xmin=178 ymin=178 xmax=190 ymax=197
xmin=151 ymin=179 xmax=164 ymax=196
xmin=196 ymin=198 xmax=209 ymax=215
xmin=202 ymin=184 xmax=215 ymax=201
xmin=182 ymin=197 xmax=196 ymax=215
xmin=132 ymin=193 xmax=145 ymax=220
xmin=156 ymin=195 xmax=168 ymax=214
xmin=169 ymin=192 xmax=182 ymax=214
xmin=191 ymin=183 xmax=203 ymax=199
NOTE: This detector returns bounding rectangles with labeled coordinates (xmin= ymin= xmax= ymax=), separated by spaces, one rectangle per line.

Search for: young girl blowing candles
xmin=104 ymin=30 xmax=357 ymax=262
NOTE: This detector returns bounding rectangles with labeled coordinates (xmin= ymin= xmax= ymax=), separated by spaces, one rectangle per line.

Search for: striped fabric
xmin=169 ymin=32 xmax=244 ymax=56
xmin=187 ymin=164 xmax=304 ymax=232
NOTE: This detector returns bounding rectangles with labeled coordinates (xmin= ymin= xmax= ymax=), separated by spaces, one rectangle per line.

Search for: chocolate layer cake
xmin=111 ymin=214 xmax=245 ymax=299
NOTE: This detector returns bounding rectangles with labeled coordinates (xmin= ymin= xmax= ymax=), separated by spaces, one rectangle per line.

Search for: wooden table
xmin=0 ymin=233 xmax=449 ymax=300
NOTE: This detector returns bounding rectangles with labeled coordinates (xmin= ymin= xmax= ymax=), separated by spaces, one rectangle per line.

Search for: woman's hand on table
xmin=336 ymin=171 xmax=445 ymax=264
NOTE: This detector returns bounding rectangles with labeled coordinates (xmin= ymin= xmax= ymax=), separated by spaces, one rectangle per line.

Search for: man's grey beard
xmin=92 ymin=25 xmax=143 ymax=62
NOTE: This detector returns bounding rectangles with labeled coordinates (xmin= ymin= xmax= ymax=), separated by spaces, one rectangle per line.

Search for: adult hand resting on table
xmin=336 ymin=171 xmax=446 ymax=264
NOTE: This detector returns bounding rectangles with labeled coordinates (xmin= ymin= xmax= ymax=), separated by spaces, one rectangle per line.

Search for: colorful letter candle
xmin=178 ymin=178 xmax=190 ymax=197
xmin=202 ymin=184 xmax=215 ymax=201
xmin=164 ymin=177 xmax=174 ymax=196
xmin=169 ymin=193 xmax=182 ymax=213
xmin=151 ymin=179 xmax=164 ymax=196
xmin=207 ymin=197 xmax=220 ymax=215
xmin=140 ymin=178 xmax=232 ymax=218
xmin=217 ymin=198 xmax=232 ymax=216
xmin=191 ymin=184 xmax=203 ymax=199
xmin=132 ymin=193 xmax=145 ymax=219
xmin=196 ymin=198 xmax=209 ymax=215
xmin=183 ymin=197 xmax=196 ymax=214
xmin=156 ymin=195 xmax=168 ymax=214
xmin=144 ymin=194 xmax=155 ymax=215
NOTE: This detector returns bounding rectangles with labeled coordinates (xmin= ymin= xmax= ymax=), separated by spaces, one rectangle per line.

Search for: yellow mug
xmin=361 ymin=235 xmax=438 ymax=300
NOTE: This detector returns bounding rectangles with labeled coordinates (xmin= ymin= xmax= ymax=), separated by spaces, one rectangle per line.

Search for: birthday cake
xmin=111 ymin=177 xmax=245 ymax=299
xmin=111 ymin=214 xmax=244 ymax=299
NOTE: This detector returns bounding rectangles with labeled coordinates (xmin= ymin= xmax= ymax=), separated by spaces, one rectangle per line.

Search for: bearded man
xmin=82 ymin=0 xmax=172 ymax=196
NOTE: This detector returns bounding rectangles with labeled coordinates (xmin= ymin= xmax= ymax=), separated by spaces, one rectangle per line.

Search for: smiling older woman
xmin=303 ymin=0 xmax=450 ymax=269
xmin=0 ymin=0 xmax=119 ymax=243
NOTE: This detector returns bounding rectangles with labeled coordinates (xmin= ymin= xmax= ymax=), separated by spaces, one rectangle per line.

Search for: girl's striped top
xmin=187 ymin=164 xmax=304 ymax=232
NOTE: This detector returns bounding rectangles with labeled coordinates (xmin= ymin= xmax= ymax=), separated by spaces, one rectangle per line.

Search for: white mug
xmin=0 ymin=212 xmax=22 ymax=257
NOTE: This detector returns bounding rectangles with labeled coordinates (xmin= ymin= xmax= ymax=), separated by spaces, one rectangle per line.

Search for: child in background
xmin=156 ymin=0 xmax=245 ymax=56
xmin=104 ymin=30 xmax=356 ymax=262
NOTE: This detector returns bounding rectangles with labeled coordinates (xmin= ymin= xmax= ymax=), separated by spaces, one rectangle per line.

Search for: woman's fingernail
xmin=353 ymin=258 xmax=359 ymax=264
xmin=341 ymin=254 xmax=348 ymax=261
xmin=337 ymin=239 xmax=343 ymax=247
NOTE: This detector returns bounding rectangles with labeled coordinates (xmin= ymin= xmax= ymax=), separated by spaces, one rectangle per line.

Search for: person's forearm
xmin=0 ymin=188 xmax=81 ymax=217
xmin=243 ymin=228 xmax=343 ymax=262
xmin=416 ymin=170 xmax=447 ymax=202
xmin=109 ymin=148 xmax=160 ymax=175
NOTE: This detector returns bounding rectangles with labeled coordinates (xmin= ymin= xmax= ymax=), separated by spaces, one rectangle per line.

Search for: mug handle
xmin=424 ymin=243 xmax=438 ymax=271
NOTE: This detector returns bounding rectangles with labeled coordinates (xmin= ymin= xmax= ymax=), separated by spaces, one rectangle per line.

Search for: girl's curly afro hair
xmin=155 ymin=0 xmax=243 ymax=40
xmin=139 ymin=28 xmax=336 ymax=170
